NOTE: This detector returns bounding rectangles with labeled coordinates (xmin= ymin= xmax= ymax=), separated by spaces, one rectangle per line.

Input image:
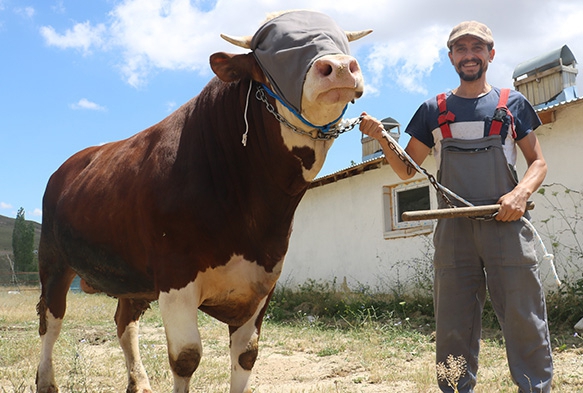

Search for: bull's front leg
xmin=158 ymin=284 xmax=203 ymax=393
xmin=228 ymin=296 xmax=270 ymax=393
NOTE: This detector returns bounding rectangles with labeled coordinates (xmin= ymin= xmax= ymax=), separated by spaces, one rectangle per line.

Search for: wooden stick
xmin=401 ymin=201 xmax=535 ymax=221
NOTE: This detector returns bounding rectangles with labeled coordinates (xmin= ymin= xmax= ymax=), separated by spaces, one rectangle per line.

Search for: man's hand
xmin=496 ymin=189 xmax=530 ymax=222
xmin=359 ymin=112 xmax=385 ymax=141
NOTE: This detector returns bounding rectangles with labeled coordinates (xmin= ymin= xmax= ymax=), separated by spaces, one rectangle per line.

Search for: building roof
xmin=536 ymin=95 xmax=583 ymax=124
xmin=310 ymin=156 xmax=384 ymax=189
xmin=513 ymin=45 xmax=577 ymax=80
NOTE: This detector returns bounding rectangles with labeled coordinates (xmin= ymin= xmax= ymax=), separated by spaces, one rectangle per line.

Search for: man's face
xmin=448 ymin=36 xmax=494 ymax=81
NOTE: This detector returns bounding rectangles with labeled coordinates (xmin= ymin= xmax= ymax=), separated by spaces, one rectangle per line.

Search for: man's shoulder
xmin=420 ymin=91 xmax=451 ymax=110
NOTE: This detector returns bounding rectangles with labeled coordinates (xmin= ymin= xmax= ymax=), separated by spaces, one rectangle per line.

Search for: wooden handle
xmin=401 ymin=201 xmax=535 ymax=221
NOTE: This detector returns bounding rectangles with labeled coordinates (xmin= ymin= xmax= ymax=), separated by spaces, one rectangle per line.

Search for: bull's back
xmin=39 ymin=120 xmax=182 ymax=298
xmin=38 ymin=77 xmax=303 ymax=300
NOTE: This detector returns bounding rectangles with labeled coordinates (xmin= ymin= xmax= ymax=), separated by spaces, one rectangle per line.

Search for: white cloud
xmin=51 ymin=1 xmax=65 ymax=14
xmin=0 ymin=202 xmax=12 ymax=209
xmin=166 ymin=101 xmax=177 ymax=113
xmin=32 ymin=208 xmax=42 ymax=217
xmin=37 ymin=0 xmax=583 ymax=96
xmin=70 ymin=98 xmax=106 ymax=111
xmin=108 ymin=0 xmax=226 ymax=87
xmin=366 ymin=24 xmax=449 ymax=95
xmin=15 ymin=6 xmax=35 ymax=19
xmin=40 ymin=21 xmax=106 ymax=54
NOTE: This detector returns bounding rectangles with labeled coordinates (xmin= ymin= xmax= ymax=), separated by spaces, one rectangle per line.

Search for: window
xmin=383 ymin=181 xmax=433 ymax=238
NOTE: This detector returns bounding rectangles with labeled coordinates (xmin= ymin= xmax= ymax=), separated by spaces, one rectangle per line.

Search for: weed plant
xmin=537 ymin=184 xmax=583 ymax=282
xmin=546 ymin=275 xmax=583 ymax=330
xmin=436 ymin=354 xmax=467 ymax=393
xmin=267 ymin=276 xmax=583 ymax=341
xmin=266 ymin=278 xmax=434 ymax=331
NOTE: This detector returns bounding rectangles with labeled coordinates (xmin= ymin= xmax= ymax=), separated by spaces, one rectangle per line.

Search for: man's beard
xmin=456 ymin=59 xmax=486 ymax=81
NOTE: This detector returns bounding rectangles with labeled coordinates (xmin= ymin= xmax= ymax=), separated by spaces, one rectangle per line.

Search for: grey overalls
xmin=432 ymin=91 xmax=553 ymax=393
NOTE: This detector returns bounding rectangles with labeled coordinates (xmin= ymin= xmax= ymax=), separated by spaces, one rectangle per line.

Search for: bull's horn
xmin=220 ymin=34 xmax=252 ymax=49
xmin=346 ymin=29 xmax=373 ymax=42
xmin=221 ymin=29 xmax=372 ymax=48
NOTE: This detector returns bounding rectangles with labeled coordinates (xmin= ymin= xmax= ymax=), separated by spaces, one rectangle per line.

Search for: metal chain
xmin=256 ymin=83 xmax=465 ymax=211
xmin=385 ymin=133 xmax=511 ymax=220
xmin=383 ymin=134 xmax=455 ymax=209
xmin=255 ymin=85 xmax=362 ymax=141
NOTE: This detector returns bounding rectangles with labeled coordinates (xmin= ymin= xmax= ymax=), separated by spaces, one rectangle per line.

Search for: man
xmin=359 ymin=21 xmax=552 ymax=392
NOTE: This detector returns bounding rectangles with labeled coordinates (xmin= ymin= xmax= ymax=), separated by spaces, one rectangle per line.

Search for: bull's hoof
xmin=126 ymin=380 xmax=154 ymax=393
xmin=36 ymin=374 xmax=59 ymax=393
xmin=36 ymin=385 xmax=59 ymax=393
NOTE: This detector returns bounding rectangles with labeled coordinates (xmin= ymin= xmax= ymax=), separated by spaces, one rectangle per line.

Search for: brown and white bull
xmin=36 ymin=10 xmax=370 ymax=393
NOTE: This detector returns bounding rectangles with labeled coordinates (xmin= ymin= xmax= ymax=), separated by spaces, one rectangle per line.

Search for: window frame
xmin=383 ymin=180 xmax=434 ymax=239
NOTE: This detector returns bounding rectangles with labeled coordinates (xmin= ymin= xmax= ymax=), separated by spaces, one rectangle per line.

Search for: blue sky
xmin=1 ymin=0 xmax=582 ymax=223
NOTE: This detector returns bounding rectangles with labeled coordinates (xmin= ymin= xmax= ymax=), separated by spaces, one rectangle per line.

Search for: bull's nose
xmin=313 ymin=56 xmax=361 ymax=79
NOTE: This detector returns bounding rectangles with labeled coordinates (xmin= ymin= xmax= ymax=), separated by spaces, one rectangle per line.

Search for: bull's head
xmin=211 ymin=10 xmax=371 ymax=130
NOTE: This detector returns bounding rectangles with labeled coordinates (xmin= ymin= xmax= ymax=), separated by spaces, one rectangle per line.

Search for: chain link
xmin=256 ymin=85 xmax=362 ymax=141
xmin=384 ymin=134 xmax=455 ymax=209
xmin=384 ymin=134 xmax=508 ymax=219
xmin=256 ymin=83 xmax=460 ymax=211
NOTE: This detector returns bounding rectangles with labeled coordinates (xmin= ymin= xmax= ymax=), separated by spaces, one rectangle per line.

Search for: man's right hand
xmin=359 ymin=112 xmax=385 ymax=141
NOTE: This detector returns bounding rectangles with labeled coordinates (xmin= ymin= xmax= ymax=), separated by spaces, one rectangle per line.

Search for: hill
xmin=0 ymin=213 xmax=42 ymax=256
xmin=0 ymin=214 xmax=42 ymax=285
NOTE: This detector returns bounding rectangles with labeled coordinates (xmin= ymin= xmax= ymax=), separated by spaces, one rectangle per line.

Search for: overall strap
xmin=437 ymin=93 xmax=455 ymax=138
xmin=489 ymin=88 xmax=516 ymax=137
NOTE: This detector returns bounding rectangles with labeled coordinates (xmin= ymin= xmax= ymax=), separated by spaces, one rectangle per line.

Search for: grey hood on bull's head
xmin=250 ymin=10 xmax=351 ymax=115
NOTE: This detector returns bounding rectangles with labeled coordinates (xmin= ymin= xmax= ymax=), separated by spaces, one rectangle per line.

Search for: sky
xmin=1 ymin=0 xmax=582 ymax=223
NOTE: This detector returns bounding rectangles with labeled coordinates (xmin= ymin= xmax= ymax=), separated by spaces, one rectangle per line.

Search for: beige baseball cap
xmin=447 ymin=21 xmax=494 ymax=49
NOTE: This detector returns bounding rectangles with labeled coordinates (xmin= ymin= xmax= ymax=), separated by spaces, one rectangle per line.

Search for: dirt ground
xmin=2 ymin=291 xmax=583 ymax=392
xmin=252 ymin=340 xmax=583 ymax=393
xmin=250 ymin=342 xmax=437 ymax=392
xmin=138 ymin=324 xmax=583 ymax=393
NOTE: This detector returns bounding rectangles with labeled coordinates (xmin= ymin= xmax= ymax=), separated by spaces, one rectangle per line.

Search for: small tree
xmin=12 ymin=207 xmax=36 ymax=272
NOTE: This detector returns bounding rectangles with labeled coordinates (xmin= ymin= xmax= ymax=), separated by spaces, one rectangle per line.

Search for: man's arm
xmin=496 ymin=132 xmax=547 ymax=222
xmin=359 ymin=112 xmax=431 ymax=180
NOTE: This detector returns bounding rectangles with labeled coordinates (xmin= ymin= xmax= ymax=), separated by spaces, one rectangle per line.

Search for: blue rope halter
xmin=260 ymin=84 xmax=348 ymax=134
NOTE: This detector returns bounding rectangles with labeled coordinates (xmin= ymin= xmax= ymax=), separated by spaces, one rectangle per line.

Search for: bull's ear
xmin=210 ymin=52 xmax=265 ymax=83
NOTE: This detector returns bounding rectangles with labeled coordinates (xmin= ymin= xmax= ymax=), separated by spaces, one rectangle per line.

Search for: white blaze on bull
xmin=159 ymin=254 xmax=278 ymax=392
xmin=222 ymin=10 xmax=371 ymax=182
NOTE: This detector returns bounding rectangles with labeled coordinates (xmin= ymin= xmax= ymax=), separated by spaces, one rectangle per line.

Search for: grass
xmin=1 ymin=287 xmax=582 ymax=392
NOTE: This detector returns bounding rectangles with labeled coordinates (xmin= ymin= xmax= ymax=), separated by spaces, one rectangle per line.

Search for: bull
xmin=36 ymin=10 xmax=371 ymax=393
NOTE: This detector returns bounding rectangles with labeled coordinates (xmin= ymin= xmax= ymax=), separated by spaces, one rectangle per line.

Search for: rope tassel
xmin=242 ymin=80 xmax=253 ymax=146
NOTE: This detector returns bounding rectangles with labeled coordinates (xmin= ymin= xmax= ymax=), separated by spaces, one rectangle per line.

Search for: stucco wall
xmin=517 ymin=101 xmax=583 ymax=285
xmin=283 ymin=162 xmax=437 ymax=293
xmin=525 ymin=102 xmax=583 ymax=188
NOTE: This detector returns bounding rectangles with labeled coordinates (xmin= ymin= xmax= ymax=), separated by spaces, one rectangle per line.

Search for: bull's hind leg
xmin=158 ymin=285 xmax=203 ymax=393
xmin=36 ymin=266 xmax=76 ymax=393
xmin=228 ymin=296 xmax=270 ymax=393
xmin=115 ymin=298 xmax=153 ymax=393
